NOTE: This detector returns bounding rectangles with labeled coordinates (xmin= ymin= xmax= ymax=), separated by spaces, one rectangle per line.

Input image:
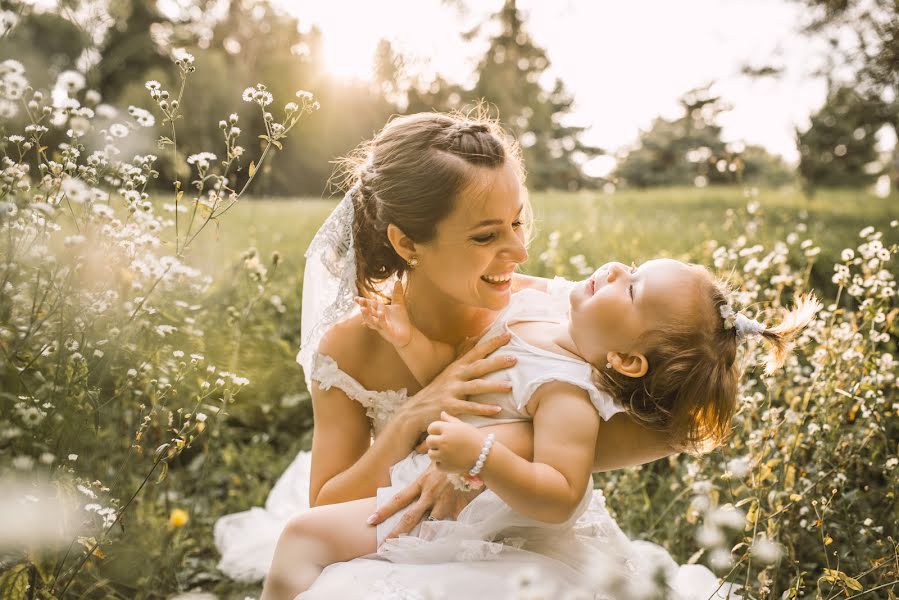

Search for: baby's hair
xmin=595 ymin=268 xmax=820 ymax=453
xmin=754 ymin=294 xmax=821 ymax=375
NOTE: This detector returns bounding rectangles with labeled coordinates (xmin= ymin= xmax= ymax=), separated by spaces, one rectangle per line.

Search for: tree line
xmin=1 ymin=0 xmax=896 ymax=194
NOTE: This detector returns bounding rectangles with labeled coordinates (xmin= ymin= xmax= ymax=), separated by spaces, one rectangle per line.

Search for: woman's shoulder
xmin=317 ymin=314 xmax=383 ymax=376
xmin=317 ymin=314 xmax=415 ymax=392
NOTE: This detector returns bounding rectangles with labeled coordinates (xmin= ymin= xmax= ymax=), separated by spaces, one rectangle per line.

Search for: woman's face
xmin=412 ymin=162 xmax=529 ymax=312
xmin=567 ymin=258 xmax=705 ymax=365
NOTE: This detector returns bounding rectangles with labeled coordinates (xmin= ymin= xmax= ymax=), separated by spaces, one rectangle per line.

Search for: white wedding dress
xmin=214 ymin=284 xmax=738 ymax=599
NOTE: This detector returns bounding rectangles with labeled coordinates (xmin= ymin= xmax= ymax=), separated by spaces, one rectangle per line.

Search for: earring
xmin=605 ymin=362 xmax=612 ymax=369
xmin=407 ymin=256 xmax=419 ymax=269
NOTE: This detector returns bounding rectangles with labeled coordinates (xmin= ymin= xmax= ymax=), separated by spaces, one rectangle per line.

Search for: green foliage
xmin=400 ymin=0 xmax=601 ymax=191
xmin=796 ymin=0 xmax=899 ymax=194
xmin=615 ymin=86 xmax=793 ymax=188
xmin=797 ymin=87 xmax=887 ymax=193
xmin=0 ymin=0 xmax=395 ymax=197
xmin=0 ymin=50 xmax=316 ymax=599
xmin=468 ymin=0 xmax=601 ymax=191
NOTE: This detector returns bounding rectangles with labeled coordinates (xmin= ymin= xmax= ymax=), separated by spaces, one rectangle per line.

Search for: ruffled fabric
xmin=214 ymin=354 xmax=408 ymax=582
xmin=311 ymin=352 xmax=408 ymax=435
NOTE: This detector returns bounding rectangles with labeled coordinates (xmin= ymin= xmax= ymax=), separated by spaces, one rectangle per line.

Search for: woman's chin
xmin=478 ymin=279 xmax=513 ymax=309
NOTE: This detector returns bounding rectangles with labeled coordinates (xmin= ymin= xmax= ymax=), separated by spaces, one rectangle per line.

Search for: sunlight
xmin=276 ymin=0 xmax=481 ymax=83
xmin=278 ymin=1 xmax=390 ymax=82
xmin=315 ymin=17 xmax=377 ymax=81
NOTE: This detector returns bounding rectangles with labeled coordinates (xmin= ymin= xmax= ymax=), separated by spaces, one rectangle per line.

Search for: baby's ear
xmin=607 ymin=351 xmax=648 ymax=378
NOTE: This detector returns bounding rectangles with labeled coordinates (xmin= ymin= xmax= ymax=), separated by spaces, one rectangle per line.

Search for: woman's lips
xmin=482 ymin=277 xmax=512 ymax=291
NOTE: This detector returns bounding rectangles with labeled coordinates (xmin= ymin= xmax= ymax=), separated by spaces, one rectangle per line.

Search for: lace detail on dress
xmin=311 ymin=352 xmax=408 ymax=435
xmin=366 ymin=574 xmax=439 ymax=600
xmin=455 ymin=538 xmax=524 ymax=562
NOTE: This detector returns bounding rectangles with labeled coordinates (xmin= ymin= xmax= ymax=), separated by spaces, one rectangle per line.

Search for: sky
xmin=278 ymin=0 xmax=858 ymax=175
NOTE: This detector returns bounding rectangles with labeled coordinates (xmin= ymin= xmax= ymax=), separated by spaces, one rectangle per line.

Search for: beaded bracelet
xmin=468 ymin=433 xmax=496 ymax=477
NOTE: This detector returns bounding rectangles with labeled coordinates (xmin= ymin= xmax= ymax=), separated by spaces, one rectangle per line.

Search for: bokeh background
xmin=0 ymin=1 xmax=896 ymax=599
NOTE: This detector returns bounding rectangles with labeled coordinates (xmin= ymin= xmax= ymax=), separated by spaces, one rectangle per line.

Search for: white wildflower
xmin=243 ymin=84 xmax=273 ymax=106
xmin=725 ymin=457 xmax=750 ymax=479
xmin=187 ymin=152 xmax=217 ymax=170
xmin=709 ymin=505 xmax=745 ymax=530
xmin=128 ymin=105 xmax=155 ymax=127
xmin=77 ymin=484 xmax=97 ymax=499
xmin=56 ymin=70 xmax=86 ymax=93
xmin=708 ymin=548 xmax=733 ymax=571
xmin=172 ymin=48 xmax=195 ymax=66
xmin=13 ymin=456 xmax=34 ymax=470
xmin=109 ymin=123 xmax=129 ymax=138
xmin=750 ymin=537 xmax=782 ymax=564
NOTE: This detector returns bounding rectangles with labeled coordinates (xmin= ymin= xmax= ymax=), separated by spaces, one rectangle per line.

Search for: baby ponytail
xmin=758 ymin=294 xmax=821 ymax=374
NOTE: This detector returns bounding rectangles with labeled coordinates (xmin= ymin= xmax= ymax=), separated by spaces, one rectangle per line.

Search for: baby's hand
xmin=355 ymin=280 xmax=414 ymax=348
xmin=426 ymin=412 xmax=489 ymax=474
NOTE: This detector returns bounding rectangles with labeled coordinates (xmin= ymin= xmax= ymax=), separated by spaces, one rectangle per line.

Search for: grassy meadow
xmin=3 ymin=185 xmax=896 ymax=599
xmin=177 ymin=185 xmax=897 ymax=597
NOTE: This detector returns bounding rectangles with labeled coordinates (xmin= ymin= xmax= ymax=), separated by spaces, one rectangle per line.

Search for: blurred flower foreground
xmin=0 ymin=50 xmax=319 ymax=597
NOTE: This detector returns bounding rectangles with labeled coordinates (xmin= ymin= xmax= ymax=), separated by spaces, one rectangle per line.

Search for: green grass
xmin=189 ymin=186 xmax=896 ymax=290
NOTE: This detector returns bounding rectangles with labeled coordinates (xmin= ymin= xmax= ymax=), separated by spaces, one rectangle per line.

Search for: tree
xmin=467 ymin=0 xmax=601 ymax=190
xmin=796 ymin=87 xmax=885 ymax=193
xmin=614 ymin=86 xmax=729 ymax=187
xmin=5 ymin=0 xmax=398 ymax=196
xmin=614 ymin=86 xmax=793 ymax=188
xmin=795 ymin=0 xmax=899 ymax=192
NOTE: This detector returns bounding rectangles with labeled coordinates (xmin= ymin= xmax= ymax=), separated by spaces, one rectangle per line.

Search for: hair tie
xmin=720 ymin=304 xmax=766 ymax=341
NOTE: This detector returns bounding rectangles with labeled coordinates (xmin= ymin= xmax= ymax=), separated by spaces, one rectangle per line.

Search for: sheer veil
xmin=296 ymin=186 xmax=359 ymax=388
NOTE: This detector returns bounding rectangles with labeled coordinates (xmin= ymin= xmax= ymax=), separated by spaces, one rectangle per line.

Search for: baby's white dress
xmin=214 ymin=282 xmax=737 ymax=599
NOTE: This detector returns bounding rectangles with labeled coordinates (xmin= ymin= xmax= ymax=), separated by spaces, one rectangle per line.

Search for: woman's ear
xmin=607 ymin=351 xmax=648 ymax=378
xmin=386 ymin=223 xmax=418 ymax=264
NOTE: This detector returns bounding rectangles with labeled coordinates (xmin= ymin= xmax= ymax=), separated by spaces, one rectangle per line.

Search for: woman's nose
xmin=505 ymin=232 xmax=529 ymax=264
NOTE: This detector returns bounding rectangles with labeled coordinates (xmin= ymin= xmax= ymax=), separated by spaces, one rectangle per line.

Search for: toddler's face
xmin=567 ymin=258 xmax=704 ymax=366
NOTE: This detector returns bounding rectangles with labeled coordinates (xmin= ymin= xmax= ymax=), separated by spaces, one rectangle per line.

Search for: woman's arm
xmin=458 ymin=410 xmax=676 ymax=472
xmin=591 ymin=412 xmax=676 ymax=471
xmin=309 ymin=329 xmax=516 ymax=507
xmin=310 ymin=381 xmax=421 ymax=507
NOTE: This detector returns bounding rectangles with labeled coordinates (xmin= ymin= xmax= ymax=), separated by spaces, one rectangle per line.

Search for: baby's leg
xmin=261 ymin=497 xmax=377 ymax=600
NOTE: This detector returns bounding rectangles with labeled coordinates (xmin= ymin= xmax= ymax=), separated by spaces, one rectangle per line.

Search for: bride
xmin=215 ymin=112 xmax=735 ymax=599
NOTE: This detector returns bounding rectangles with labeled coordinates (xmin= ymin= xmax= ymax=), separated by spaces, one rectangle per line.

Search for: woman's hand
xmin=366 ymin=462 xmax=483 ymax=541
xmin=426 ymin=412 xmax=486 ymax=474
xmin=397 ymin=333 xmax=516 ymax=435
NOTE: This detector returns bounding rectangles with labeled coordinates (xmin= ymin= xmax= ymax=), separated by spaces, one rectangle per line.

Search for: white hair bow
xmin=720 ymin=304 xmax=766 ymax=341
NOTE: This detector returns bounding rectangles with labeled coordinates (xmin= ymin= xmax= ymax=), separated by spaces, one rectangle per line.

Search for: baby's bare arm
xmin=395 ymin=329 xmax=456 ymax=386
xmin=477 ymin=382 xmax=599 ymax=524
xmin=356 ymin=281 xmax=455 ymax=385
